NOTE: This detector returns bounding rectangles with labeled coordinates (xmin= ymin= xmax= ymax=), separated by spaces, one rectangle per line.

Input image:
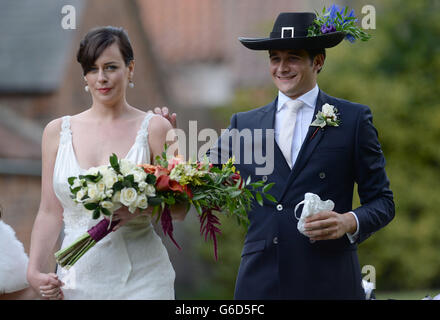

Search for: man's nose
xmin=278 ymin=59 xmax=289 ymax=72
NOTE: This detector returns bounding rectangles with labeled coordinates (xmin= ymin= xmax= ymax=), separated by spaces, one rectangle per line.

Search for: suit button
xmin=273 ymin=237 xmax=278 ymax=244
xmin=262 ymin=175 xmax=268 ymax=182
xmin=276 ymin=204 xmax=283 ymax=211
xmin=319 ymin=172 xmax=326 ymax=179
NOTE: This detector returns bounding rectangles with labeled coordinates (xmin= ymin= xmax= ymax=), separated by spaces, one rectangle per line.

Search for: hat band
xmin=270 ymin=26 xmax=309 ymax=39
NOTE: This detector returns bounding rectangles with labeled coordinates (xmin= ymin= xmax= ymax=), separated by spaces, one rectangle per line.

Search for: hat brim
xmin=239 ymin=32 xmax=346 ymax=50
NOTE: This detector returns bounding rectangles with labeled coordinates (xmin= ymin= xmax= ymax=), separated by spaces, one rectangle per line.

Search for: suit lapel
xmin=279 ymin=89 xmax=328 ymax=201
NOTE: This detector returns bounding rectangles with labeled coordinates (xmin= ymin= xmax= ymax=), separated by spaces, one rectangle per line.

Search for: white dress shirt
xmin=274 ymin=85 xmax=359 ymax=243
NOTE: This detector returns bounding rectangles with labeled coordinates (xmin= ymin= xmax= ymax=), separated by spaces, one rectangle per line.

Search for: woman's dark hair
xmin=305 ymin=47 xmax=326 ymax=73
xmin=77 ymin=26 xmax=134 ymax=75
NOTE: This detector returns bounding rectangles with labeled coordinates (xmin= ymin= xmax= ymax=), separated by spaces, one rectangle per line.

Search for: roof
xmin=0 ymin=0 xmax=85 ymax=93
xmin=137 ymin=0 xmax=309 ymax=86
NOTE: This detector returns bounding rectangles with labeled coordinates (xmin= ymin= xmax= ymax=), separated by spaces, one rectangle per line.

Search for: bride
xmin=27 ymin=26 xmax=186 ymax=300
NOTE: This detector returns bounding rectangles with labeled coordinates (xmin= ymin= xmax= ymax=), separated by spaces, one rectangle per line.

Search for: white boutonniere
xmin=309 ymin=103 xmax=340 ymax=140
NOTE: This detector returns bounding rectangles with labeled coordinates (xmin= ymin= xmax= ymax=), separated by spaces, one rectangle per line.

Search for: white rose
xmin=145 ymin=184 xmax=156 ymax=197
xmin=120 ymin=159 xmax=136 ymax=175
xmin=87 ymin=184 xmax=100 ymax=201
xmin=76 ymin=189 xmax=86 ymax=202
xmin=136 ymin=194 xmax=149 ymax=210
xmin=72 ymin=178 xmax=81 ymax=189
xmin=86 ymin=166 xmax=100 ymax=176
xmin=96 ymin=180 xmax=106 ymax=193
xmin=103 ymin=170 xmax=118 ymax=188
xmin=138 ymin=181 xmax=147 ymax=191
xmin=105 ymin=189 xmax=114 ymax=198
xmin=101 ymin=201 xmax=114 ymax=210
xmin=120 ymin=187 xmax=138 ymax=206
xmin=132 ymin=169 xmax=147 ymax=183
xmin=322 ymin=103 xmax=336 ymax=117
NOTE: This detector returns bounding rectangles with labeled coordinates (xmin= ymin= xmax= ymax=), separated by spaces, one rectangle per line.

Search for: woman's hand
xmin=111 ymin=206 xmax=154 ymax=231
xmin=27 ymin=272 xmax=64 ymax=300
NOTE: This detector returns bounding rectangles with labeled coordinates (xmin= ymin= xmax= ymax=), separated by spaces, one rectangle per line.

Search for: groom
xmin=158 ymin=11 xmax=394 ymax=299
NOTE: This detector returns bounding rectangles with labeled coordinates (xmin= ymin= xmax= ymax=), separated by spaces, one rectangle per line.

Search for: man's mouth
xmin=277 ymin=75 xmax=296 ymax=80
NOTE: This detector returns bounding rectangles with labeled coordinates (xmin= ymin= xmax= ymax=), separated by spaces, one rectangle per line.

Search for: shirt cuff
xmin=346 ymin=211 xmax=360 ymax=244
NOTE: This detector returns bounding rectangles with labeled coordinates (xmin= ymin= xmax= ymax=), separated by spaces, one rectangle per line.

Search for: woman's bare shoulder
xmin=43 ymin=117 xmax=63 ymax=140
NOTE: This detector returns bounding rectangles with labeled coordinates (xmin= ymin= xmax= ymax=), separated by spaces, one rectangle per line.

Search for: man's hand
xmin=154 ymin=106 xmax=177 ymax=128
xmin=304 ymin=211 xmax=357 ymax=241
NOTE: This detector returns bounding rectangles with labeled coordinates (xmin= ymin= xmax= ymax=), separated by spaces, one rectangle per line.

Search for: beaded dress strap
xmin=59 ymin=116 xmax=72 ymax=145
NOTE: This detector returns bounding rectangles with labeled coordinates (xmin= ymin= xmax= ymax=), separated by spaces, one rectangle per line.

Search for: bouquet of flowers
xmin=55 ymin=147 xmax=276 ymax=268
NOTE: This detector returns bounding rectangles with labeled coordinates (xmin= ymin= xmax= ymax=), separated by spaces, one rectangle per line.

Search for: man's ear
xmin=314 ymin=54 xmax=325 ymax=74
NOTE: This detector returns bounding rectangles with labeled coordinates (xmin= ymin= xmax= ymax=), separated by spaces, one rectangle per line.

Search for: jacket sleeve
xmin=206 ymin=113 xmax=238 ymax=165
xmin=352 ymin=105 xmax=395 ymax=244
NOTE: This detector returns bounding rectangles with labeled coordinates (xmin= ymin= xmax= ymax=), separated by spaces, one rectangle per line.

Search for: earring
xmin=128 ymin=81 xmax=134 ymax=88
xmin=84 ymin=85 xmax=89 ymax=92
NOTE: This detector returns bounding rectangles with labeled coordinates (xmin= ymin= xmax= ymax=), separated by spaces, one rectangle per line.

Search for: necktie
xmin=279 ymin=100 xmax=303 ymax=168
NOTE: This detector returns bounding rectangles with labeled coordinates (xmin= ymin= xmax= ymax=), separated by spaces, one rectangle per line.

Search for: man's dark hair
xmin=77 ymin=26 xmax=134 ymax=76
xmin=305 ymin=47 xmax=326 ymax=73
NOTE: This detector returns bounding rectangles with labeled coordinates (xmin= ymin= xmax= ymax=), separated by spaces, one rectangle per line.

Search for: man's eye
xmin=106 ymin=65 xmax=117 ymax=70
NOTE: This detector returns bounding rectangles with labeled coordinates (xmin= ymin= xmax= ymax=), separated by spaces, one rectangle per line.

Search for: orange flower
xmin=156 ymin=175 xmax=186 ymax=194
xmin=139 ymin=164 xmax=157 ymax=174
xmin=154 ymin=166 xmax=170 ymax=178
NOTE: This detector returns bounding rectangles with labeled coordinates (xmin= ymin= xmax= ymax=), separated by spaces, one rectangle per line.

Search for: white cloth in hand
xmin=294 ymin=193 xmax=335 ymax=237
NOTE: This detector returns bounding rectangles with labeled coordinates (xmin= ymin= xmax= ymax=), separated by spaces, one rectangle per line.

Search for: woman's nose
xmin=98 ymin=69 xmax=107 ymax=82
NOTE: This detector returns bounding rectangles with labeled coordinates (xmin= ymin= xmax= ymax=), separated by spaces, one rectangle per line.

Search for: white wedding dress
xmin=54 ymin=113 xmax=175 ymax=299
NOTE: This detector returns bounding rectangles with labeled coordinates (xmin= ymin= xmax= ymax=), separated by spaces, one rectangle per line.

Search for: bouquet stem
xmin=55 ymin=219 xmax=118 ymax=269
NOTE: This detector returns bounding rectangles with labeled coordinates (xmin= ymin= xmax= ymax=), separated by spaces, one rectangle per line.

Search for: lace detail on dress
xmin=60 ymin=116 xmax=72 ymax=146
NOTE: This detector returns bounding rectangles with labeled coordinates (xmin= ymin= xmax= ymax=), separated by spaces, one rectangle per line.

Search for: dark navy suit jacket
xmin=209 ymin=90 xmax=394 ymax=299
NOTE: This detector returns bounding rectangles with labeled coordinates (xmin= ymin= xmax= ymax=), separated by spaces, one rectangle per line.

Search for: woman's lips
xmin=98 ymin=88 xmax=112 ymax=94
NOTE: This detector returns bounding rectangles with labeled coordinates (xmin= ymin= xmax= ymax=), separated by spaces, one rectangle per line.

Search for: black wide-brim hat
xmin=239 ymin=12 xmax=346 ymax=50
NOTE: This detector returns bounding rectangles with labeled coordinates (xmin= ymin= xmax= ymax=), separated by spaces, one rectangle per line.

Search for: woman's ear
xmin=128 ymin=60 xmax=135 ymax=75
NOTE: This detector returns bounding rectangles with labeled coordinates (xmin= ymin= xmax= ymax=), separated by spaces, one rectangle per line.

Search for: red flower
xmin=231 ymin=173 xmax=244 ymax=189
xmin=155 ymin=175 xmax=191 ymax=197
xmin=155 ymin=175 xmax=180 ymax=192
